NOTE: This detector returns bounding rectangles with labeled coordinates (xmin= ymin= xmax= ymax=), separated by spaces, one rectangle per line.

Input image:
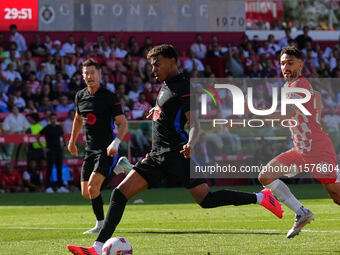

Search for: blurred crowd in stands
xmin=1 ymin=23 xmax=340 ymax=192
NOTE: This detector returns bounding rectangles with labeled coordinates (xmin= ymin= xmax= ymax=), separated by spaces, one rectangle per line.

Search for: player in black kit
xmin=68 ymin=59 xmax=132 ymax=234
xmin=67 ymin=46 xmax=283 ymax=255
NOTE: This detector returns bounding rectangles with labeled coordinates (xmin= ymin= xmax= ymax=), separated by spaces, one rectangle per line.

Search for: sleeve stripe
xmin=181 ymin=93 xmax=192 ymax=98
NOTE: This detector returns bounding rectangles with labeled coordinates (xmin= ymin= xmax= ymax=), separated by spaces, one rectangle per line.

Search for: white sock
xmin=96 ymin=220 xmax=104 ymax=228
xmin=93 ymin=241 xmax=104 ymax=254
xmin=264 ymin=179 xmax=302 ymax=213
xmin=256 ymin=193 xmax=263 ymax=204
xmin=113 ymin=164 xmax=122 ymax=174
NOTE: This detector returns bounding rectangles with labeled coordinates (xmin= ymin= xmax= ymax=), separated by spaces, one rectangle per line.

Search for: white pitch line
xmin=0 ymin=226 xmax=340 ymax=234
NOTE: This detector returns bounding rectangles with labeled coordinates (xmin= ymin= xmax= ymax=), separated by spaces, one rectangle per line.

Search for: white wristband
xmin=108 ymin=137 xmax=121 ymax=151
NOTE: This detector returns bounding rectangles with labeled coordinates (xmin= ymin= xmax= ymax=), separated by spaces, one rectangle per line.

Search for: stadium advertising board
xmin=38 ymin=0 xmax=245 ymax=32
xmin=0 ymin=0 xmax=38 ymax=31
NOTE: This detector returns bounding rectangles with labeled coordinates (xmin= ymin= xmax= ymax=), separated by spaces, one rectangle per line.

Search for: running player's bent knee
xmin=258 ymin=171 xmax=267 ymax=185
xmin=110 ymin=188 xmax=128 ymax=204
xmin=88 ymin=184 xmax=100 ymax=198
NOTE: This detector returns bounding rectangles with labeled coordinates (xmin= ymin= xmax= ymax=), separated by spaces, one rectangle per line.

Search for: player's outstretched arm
xmin=107 ymin=114 xmax=128 ymax=157
xmin=68 ymin=112 xmax=83 ymax=157
xmin=180 ymin=111 xmax=200 ymax=158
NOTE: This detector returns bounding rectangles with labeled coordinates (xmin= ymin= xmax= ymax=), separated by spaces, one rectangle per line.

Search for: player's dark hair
xmin=9 ymin=24 xmax=17 ymax=30
xmin=82 ymin=59 xmax=100 ymax=70
xmin=280 ymin=46 xmax=303 ymax=60
xmin=147 ymin=44 xmax=178 ymax=62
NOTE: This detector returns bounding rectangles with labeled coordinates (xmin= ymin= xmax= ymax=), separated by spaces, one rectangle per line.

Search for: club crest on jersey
xmin=86 ymin=113 xmax=96 ymax=125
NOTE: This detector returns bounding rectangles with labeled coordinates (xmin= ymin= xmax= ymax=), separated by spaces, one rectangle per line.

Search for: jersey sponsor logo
xmin=86 ymin=113 xmax=97 ymax=125
xmin=153 ymin=105 xmax=162 ymax=121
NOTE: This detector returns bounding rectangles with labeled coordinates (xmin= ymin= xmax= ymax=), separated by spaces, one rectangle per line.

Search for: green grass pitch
xmin=0 ymin=184 xmax=340 ymax=255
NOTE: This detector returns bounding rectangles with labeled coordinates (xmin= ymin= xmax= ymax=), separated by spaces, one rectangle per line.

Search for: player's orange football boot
xmin=260 ymin=189 xmax=283 ymax=218
xmin=67 ymin=245 xmax=99 ymax=255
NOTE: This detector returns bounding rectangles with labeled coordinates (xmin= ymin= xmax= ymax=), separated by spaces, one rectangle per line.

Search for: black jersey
xmin=75 ymin=86 xmax=123 ymax=151
xmin=152 ymin=73 xmax=190 ymax=154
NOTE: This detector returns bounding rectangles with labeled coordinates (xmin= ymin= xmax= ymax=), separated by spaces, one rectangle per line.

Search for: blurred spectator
xmin=26 ymin=71 xmax=41 ymax=94
xmin=2 ymin=106 xmax=30 ymax=134
xmin=0 ymin=92 xmax=9 ymax=112
xmin=267 ymin=34 xmax=280 ymax=53
xmin=116 ymin=83 xmax=131 ymax=107
xmin=30 ymin=34 xmax=48 ymax=57
xmin=279 ymin=27 xmax=293 ymax=49
xmin=65 ymin=55 xmax=77 ymax=79
xmin=132 ymin=92 xmax=151 ymax=119
xmin=3 ymin=42 xmax=18 ymax=58
xmin=0 ymin=162 xmax=25 ymax=192
xmin=190 ymin=34 xmax=207 ymax=59
xmin=40 ymin=109 xmax=52 ymax=127
xmin=20 ymin=50 xmax=37 ymax=72
xmin=9 ymin=24 xmax=27 ymax=55
xmin=102 ymin=73 xmax=115 ymax=92
xmin=22 ymin=159 xmax=44 ymax=192
xmin=44 ymin=34 xmax=53 ymax=51
xmin=128 ymin=77 xmax=143 ymax=102
xmin=3 ymin=63 xmax=22 ymax=85
xmin=2 ymin=46 xmax=21 ymax=71
xmin=139 ymin=36 xmax=153 ymax=55
xmin=38 ymin=96 xmax=54 ymax=112
xmin=12 ymin=89 xmax=26 ymax=110
xmin=68 ymin=72 xmax=85 ymax=92
xmin=295 ymin=25 xmax=313 ymax=50
xmin=129 ymin=41 xmax=140 ymax=57
xmin=24 ymin=99 xmax=37 ymax=113
xmin=21 ymin=62 xmax=32 ymax=81
xmin=258 ymin=41 xmax=276 ymax=57
xmin=44 ymin=54 xmax=56 ymax=76
xmin=106 ymin=51 xmax=119 ymax=71
xmin=53 ymin=52 xmax=65 ymax=74
xmin=108 ymin=34 xmax=117 ymax=50
xmin=100 ymin=41 xmax=112 ymax=57
xmin=206 ymin=41 xmax=224 ymax=57
xmin=26 ymin=113 xmax=46 ymax=163
xmin=55 ymin=95 xmax=74 ymax=112
xmin=50 ymin=40 xmax=66 ymax=57
xmin=226 ymin=47 xmax=244 ymax=77
xmin=80 ymin=36 xmax=92 ymax=52
xmin=63 ymin=109 xmax=75 ymax=134
xmin=62 ymin=35 xmax=76 ymax=55
xmin=183 ymin=50 xmax=205 ymax=73
xmin=115 ymin=41 xmax=128 ymax=58
xmin=53 ymin=72 xmax=69 ymax=92
xmin=37 ymin=113 xmax=68 ymax=193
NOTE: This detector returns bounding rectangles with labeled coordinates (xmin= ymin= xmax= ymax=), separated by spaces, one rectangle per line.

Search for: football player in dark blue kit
xmin=68 ymin=59 xmax=132 ymax=234
xmin=67 ymin=46 xmax=282 ymax=255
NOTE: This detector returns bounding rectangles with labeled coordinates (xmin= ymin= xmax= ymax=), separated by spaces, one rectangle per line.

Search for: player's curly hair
xmin=280 ymin=46 xmax=303 ymax=60
xmin=147 ymin=44 xmax=178 ymax=62
xmin=82 ymin=58 xmax=100 ymax=70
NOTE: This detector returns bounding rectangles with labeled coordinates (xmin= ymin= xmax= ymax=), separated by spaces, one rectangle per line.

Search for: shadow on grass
xmin=122 ymin=230 xmax=283 ymax=236
xmin=0 ymin=184 xmax=330 ymax=206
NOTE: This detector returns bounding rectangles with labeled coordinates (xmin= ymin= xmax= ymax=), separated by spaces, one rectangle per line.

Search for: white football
xmin=102 ymin=237 xmax=133 ymax=255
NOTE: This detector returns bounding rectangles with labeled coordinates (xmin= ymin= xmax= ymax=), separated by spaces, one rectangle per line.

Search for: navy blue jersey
xmin=75 ymin=86 xmax=122 ymax=151
xmin=152 ymin=73 xmax=190 ymax=154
